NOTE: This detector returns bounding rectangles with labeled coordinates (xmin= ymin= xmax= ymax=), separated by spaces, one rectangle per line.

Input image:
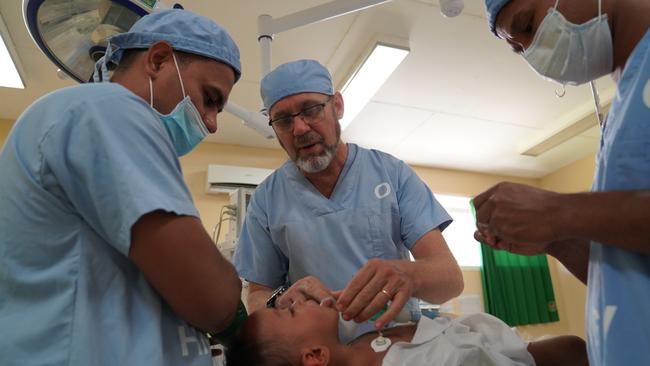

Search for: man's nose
xmin=204 ymin=113 xmax=218 ymax=133
xmin=292 ymin=116 xmax=312 ymax=136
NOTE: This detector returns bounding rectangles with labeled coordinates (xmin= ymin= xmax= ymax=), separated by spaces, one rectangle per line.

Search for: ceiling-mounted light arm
xmin=256 ymin=0 xmax=392 ymax=78
xmin=234 ymin=0 xmax=392 ymax=138
xmin=260 ymin=0 xmax=391 ymax=37
xmin=224 ymin=101 xmax=274 ymax=139
xmin=257 ymin=14 xmax=274 ymax=77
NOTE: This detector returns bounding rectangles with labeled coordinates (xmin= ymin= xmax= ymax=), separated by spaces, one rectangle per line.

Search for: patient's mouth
xmin=320 ymin=297 xmax=336 ymax=308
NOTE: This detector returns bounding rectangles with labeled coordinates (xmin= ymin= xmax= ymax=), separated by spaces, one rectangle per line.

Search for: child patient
xmin=226 ymin=299 xmax=588 ymax=366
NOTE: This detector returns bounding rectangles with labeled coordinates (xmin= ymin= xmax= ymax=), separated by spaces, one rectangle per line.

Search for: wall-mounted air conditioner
xmin=206 ymin=164 xmax=274 ymax=194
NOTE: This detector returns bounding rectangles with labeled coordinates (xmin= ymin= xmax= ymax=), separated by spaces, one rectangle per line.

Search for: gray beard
xmin=295 ymin=142 xmax=338 ymax=173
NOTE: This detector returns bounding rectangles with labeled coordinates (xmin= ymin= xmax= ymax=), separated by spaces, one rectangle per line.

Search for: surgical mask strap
xmin=149 ymin=77 xmax=154 ymax=107
xmin=598 ymin=0 xmax=602 ymax=19
xmin=171 ymin=53 xmax=187 ymax=98
xmin=148 ymin=52 xmax=187 ymax=108
xmin=555 ymin=0 xmax=603 ymax=19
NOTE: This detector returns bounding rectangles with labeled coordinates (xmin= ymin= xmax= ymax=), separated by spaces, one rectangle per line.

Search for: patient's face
xmin=243 ymin=299 xmax=339 ymax=346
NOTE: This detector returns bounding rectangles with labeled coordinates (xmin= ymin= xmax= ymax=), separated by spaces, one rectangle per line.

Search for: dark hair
xmin=225 ymin=334 xmax=296 ymax=366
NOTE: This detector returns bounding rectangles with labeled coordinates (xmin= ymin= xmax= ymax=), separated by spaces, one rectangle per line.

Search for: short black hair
xmin=225 ymin=332 xmax=296 ymax=366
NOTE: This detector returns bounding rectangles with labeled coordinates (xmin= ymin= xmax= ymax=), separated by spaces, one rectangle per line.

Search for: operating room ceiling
xmin=0 ymin=0 xmax=615 ymax=178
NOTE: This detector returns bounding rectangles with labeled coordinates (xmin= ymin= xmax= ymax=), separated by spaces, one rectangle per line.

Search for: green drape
xmin=480 ymin=245 xmax=559 ymax=326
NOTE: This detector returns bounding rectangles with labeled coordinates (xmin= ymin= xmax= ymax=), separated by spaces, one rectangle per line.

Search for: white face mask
xmin=523 ymin=0 xmax=613 ymax=86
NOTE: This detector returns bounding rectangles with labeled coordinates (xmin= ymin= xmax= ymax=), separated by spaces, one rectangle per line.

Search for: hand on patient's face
xmin=336 ymin=258 xmax=414 ymax=329
xmin=276 ymin=276 xmax=335 ymax=310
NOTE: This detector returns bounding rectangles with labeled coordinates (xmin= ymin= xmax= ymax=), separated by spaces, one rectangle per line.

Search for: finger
xmin=475 ymin=199 xmax=495 ymax=229
xmin=353 ymin=290 xmax=391 ymax=324
xmin=331 ymin=290 xmax=343 ymax=300
xmin=343 ymin=277 xmax=388 ymax=321
xmin=474 ymin=230 xmax=486 ymax=244
xmin=374 ymin=290 xmax=409 ymax=329
xmin=495 ymin=239 xmax=513 ymax=251
xmin=276 ymin=291 xmax=305 ymax=309
xmin=483 ymin=231 xmax=500 ymax=247
xmin=336 ymin=266 xmax=377 ymax=313
xmin=298 ymin=282 xmax=334 ymax=303
xmin=475 ymin=228 xmax=498 ymax=247
xmin=472 ymin=184 xmax=500 ymax=210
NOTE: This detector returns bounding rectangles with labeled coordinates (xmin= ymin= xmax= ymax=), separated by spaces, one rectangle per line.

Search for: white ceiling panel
xmin=387 ymin=113 xmax=539 ymax=169
xmin=342 ymin=101 xmax=433 ymax=149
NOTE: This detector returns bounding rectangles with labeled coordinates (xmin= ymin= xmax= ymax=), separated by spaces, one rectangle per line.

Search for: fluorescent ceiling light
xmin=340 ymin=41 xmax=409 ymax=130
xmin=0 ymin=15 xmax=24 ymax=89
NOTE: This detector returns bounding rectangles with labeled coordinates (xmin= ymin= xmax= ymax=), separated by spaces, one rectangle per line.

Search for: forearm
xmin=152 ymin=243 xmax=243 ymax=333
xmin=547 ymin=239 xmax=590 ymax=285
xmin=197 ymin=257 xmax=242 ymax=332
xmin=130 ymin=212 xmax=242 ymax=333
xmin=392 ymin=256 xmax=464 ymax=304
xmin=559 ymin=191 xmax=650 ymax=255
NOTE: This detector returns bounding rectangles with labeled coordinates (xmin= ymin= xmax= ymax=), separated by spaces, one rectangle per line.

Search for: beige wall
xmin=0 ymin=119 xmax=13 ymax=146
xmin=179 ymin=142 xmax=287 ymax=237
xmin=0 ymin=117 xmax=593 ymax=340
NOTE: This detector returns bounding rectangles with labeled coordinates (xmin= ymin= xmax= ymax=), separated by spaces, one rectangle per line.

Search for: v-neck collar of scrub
xmin=285 ymin=143 xmax=360 ymax=215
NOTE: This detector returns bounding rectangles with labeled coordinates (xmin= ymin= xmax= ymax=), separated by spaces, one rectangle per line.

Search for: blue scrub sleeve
xmin=233 ymin=190 xmax=289 ymax=288
xmin=396 ymin=162 xmax=452 ymax=249
xmin=39 ymin=92 xmax=198 ymax=256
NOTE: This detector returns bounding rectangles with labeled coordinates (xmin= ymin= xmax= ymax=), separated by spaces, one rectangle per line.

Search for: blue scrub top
xmin=588 ymin=30 xmax=650 ymax=366
xmin=234 ymin=143 xmax=451 ymax=338
xmin=0 ymin=83 xmax=212 ymax=366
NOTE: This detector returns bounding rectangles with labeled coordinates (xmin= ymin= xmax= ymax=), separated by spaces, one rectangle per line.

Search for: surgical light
xmin=0 ymin=14 xmax=25 ymax=89
xmin=23 ymin=0 xmax=155 ymax=83
xmin=340 ymin=41 xmax=409 ymax=131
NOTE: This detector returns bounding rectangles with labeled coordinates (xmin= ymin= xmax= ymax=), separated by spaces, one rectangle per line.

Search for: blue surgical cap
xmin=261 ymin=59 xmax=334 ymax=111
xmin=109 ymin=9 xmax=241 ymax=82
xmin=485 ymin=0 xmax=511 ymax=36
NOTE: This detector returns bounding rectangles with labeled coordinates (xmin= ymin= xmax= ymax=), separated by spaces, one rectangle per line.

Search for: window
xmin=436 ymin=194 xmax=482 ymax=269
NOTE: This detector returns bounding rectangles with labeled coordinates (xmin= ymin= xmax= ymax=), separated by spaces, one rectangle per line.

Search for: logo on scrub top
xmin=374 ymin=182 xmax=391 ymax=199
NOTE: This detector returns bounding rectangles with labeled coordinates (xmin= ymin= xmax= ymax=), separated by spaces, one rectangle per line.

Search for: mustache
xmin=294 ymin=131 xmax=323 ymax=148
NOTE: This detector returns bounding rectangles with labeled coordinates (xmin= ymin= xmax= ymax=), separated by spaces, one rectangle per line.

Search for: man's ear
xmin=333 ymin=91 xmax=344 ymax=120
xmin=301 ymin=345 xmax=330 ymax=366
xmin=144 ymin=41 xmax=174 ymax=79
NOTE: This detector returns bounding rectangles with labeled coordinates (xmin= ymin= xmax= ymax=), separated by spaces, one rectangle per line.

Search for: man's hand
xmin=275 ymin=276 xmax=335 ymax=309
xmin=335 ymin=258 xmax=414 ymax=329
xmin=473 ymin=182 xmax=566 ymax=246
xmin=474 ymin=230 xmax=552 ymax=256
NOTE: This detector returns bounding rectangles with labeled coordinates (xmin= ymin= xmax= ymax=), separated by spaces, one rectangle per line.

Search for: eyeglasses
xmin=268 ymin=96 xmax=333 ymax=132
